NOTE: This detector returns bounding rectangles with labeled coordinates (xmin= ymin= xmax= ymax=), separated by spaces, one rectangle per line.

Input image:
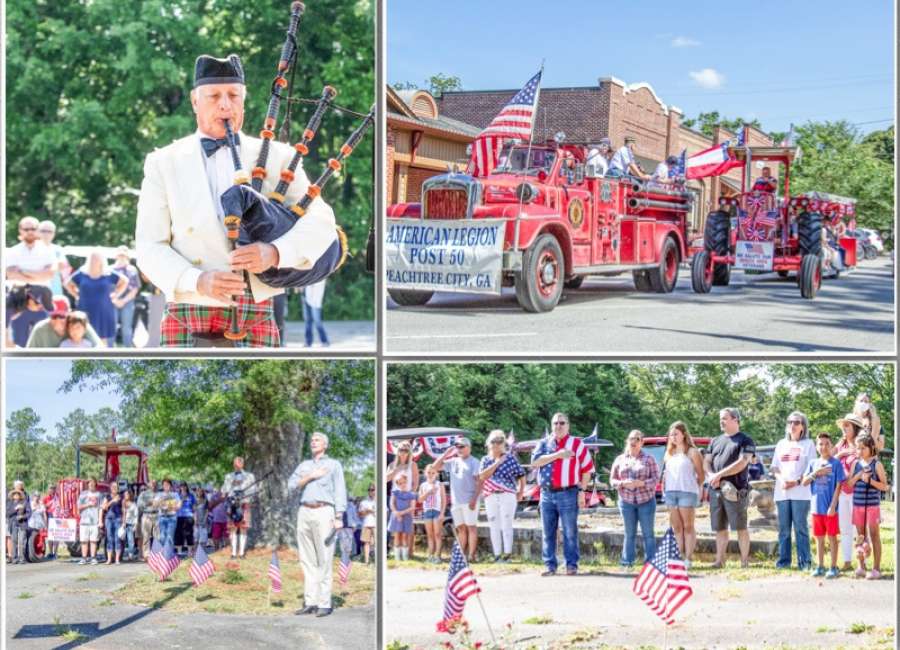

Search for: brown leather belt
xmin=301 ymin=501 xmax=332 ymax=509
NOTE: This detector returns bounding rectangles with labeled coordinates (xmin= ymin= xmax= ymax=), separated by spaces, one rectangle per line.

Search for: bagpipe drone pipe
xmin=220 ymin=1 xmax=375 ymax=292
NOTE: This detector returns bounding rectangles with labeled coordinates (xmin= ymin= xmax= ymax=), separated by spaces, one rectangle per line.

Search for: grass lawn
xmin=117 ymin=547 xmax=374 ymax=615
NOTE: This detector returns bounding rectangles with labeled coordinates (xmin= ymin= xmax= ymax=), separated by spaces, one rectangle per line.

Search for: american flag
xmin=148 ymin=540 xmax=180 ymax=581
xmin=481 ymin=454 xmax=525 ymax=496
xmin=339 ymin=547 xmax=352 ymax=586
xmin=268 ymin=550 xmax=282 ymax=593
xmin=188 ymin=544 xmax=215 ymax=587
xmin=469 ymin=70 xmax=542 ymax=177
xmin=439 ymin=542 xmax=481 ymax=628
xmin=632 ymin=528 xmax=693 ymax=625
xmin=536 ymin=432 xmax=593 ymax=489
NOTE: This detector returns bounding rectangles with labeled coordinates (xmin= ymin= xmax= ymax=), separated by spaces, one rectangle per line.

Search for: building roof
xmin=387 ymin=86 xmax=481 ymax=140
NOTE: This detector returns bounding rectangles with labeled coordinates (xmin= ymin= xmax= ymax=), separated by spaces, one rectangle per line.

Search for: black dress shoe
xmin=295 ymin=606 xmax=318 ymax=615
xmin=315 ymin=608 xmax=333 ymax=617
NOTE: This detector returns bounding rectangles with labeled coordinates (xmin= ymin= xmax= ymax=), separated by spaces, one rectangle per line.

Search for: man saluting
xmin=136 ymin=54 xmax=338 ymax=347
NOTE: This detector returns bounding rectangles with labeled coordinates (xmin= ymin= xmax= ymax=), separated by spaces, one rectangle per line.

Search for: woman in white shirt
xmin=662 ymin=421 xmax=704 ymax=567
xmin=770 ymin=411 xmax=817 ymax=570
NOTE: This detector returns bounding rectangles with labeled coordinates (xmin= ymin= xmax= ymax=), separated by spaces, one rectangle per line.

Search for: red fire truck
xmin=386 ymin=139 xmax=694 ymax=312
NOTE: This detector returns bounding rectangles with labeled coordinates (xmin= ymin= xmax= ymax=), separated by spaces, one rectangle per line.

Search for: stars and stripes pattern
xmin=480 ymin=454 xmax=526 ymax=496
xmin=148 ymin=540 xmax=180 ymax=581
xmin=421 ymin=435 xmax=460 ymax=460
xmin=686 ymin=143 xmax=742 ymax=179
xmin=268 ymin=550 xmax=282 ymax=593
xmin=339 ymin=549 xmax=352 ymax=586
xmin=439 ymin=542 xmax=481 ymax=627
xmin=469 ymin=70 xmax=542 ymax=177
xmin=535 ymin=433 xmax=594 ymax=490
xmin=632 ymin=527 xmax=693 ymax=625
xmin=188 ymin=544 xmax=215 ymax=587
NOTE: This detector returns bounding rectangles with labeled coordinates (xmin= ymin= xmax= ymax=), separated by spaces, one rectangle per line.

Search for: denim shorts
xmin=664 ymin=490 xmax=699 ymax=508
xmin=422 ymin=509 xmax=441 ymax=520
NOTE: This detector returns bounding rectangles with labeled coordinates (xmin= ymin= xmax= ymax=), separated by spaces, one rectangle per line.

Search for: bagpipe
xmin=219 ymin=1 xmax=375 ymax=340
xmin=223 ymin=470 xmax=274 ymax=525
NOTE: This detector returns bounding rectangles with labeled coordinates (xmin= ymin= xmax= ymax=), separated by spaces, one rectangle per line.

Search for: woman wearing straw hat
xmin=834 ymin=413 xmax=865 ymax=570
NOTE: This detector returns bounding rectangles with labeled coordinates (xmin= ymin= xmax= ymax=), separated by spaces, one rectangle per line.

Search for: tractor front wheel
xmin=649 ymin=237 xmax=680 ymax=293
xmin=388 ymin=289 xmax=434 ymax=307
xmin=799 ymin=254 xmax=822 ymax=299
xmin=691 ymin=250 xmax=713 ymax=294
xmin=515 ymin=234 xmax=564 ymax=312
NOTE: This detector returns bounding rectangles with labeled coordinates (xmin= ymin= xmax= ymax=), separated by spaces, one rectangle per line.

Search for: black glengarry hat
xmin=194 ymin=54 xmax=245 ymax=87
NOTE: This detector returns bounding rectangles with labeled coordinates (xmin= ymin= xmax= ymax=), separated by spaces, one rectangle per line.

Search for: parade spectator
xmin=834 ymin=414 xmax=864 ymax=570
xmin=137 ymin=480 xmax=160 ymax=560
xmin=123 ymin=490 xmax=139 ymax=561
xmin=194 ymin=487 xmax=209 ymax=551
xmin=359 ymin=484 xmax=376 ymax=564
xmin=847 ymin=434 xmax=888 ymax=579
xmin=479 ymin=430 xmax=526 ymax=564
xmin=802 ymin=433 xmax=845 ymax=578
xmin=59 ymin=311 xmax=94 ymax=348
xmin=586 ymin=138 xmax=611 ymax=176
xmin=434 ymin=438 xmax=482 ymax=563
xmin=704 ymin=407 xmax=756 ymax=568
xmin=28 ymin=492 xmax=47 ymax=542
xmin=417 ymin=464 xmax=445 ymax=563
xmin=154 ymin=478 xmax=182 ymax=548
xmin=111 ymin=246 xmax=141 ymax=347
xmin=388 ymin=473 xmax=415 ymax=561
xmin=607 ymin=135 xmax=650 ymax=181
xmin=175 ymin=483 xmax=196 ymax=556
xmin=387 ymin=442 xmax=420 ymax=495
xmin=747 ymin=454 xmax=765 ymax=481
xmin=344 ymin=496 xmax=362 ymax=556
xmin=65 ymin=251 xmax=127 ymax=347
xmin=26 ymin=298 xmax=103 ymax=348
xmin=5 ymin=216 xmax=55 ymax=311
xmin=852 ymin=393 xmax=884 ymax=451
xmin=8 ymin=289 xmax=48 ymax=347
xmin=303 ymin=279 xmax=330 ymax=348
xmin=771 ymin=411 xmax=817 ymax=571
xmin=43 ymin=485 xmax=62 ymax=560
xmin=530 ymin=413 xmax=594 ymax=576
xmin=101 ymin=482 xmax=124 ymax=564
xmin=38 ymin=220 xmax=71 ymax=297
xmin=611 ymin=429 xmax=660 ymax=567
xmin=210 ymin=491 xmax=229 ymax=551
xmin=77 ymin=479 xmax=102 ymax=565
xmin=752 ymin=166 xmax=778 ymax=193
xmin=7 ymin=481 xmax=30 ymax=564
xmin=662 ymin=421 xmax=704 ymax=567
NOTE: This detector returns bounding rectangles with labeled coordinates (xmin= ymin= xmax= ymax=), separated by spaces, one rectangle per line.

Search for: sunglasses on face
xmin=20 ymin=227 xmax=36 ymax=232
xmin=628 ymin=437 xmax=642 ymax=442
xmin=552 ymin=422 xmax=567 ymax=427
xmin=788 ymin=420 xmax=803 ymax=425
xmin=490 ymin=440 xmax=504 ymax=445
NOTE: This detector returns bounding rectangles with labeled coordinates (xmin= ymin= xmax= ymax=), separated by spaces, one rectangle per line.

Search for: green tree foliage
xmin=791 ymin=121 xmax=895 ymax=240
xmin=6 ymin=0 xmax=374 ymax=319
xmin=62 ymin=360 xmax=374 ymax=546
xmin=5 ymin=408 xmax=46 ymax=489
xmin=862 ymin=126 xmax=894 ymax=165
xmin=392 ymin=73 xmax=462 ymax=95
xmin=681 ymin=111 xmax=761 ymax=138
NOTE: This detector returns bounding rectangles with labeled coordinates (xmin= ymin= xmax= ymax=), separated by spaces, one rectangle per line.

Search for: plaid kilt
xmin=160 ymin=294 xmax=279 ymax=348
xmin=229 ymin=503 xmax=252 ymax=532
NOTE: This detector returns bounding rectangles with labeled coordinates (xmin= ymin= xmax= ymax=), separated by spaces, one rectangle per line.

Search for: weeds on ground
xmin=847 ymin=621 xmax=875 ymax=634
xmin=16 ymin=591 xmax=33 ymax=599
xmin=52 ymin=616 xmax=87 ymax=642
xmin=522 ymin=615 xmax=553 ymax=625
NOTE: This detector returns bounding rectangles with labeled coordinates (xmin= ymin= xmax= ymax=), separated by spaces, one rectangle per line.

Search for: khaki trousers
xmin=296 ymin=505 xmax=336 ymax=609
xmin=140 ymin=515 xmax=159 ymax=558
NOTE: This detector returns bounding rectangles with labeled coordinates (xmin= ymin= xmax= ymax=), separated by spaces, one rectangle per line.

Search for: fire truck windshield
xmin=492 ymin=146 xmax=556 ymax=175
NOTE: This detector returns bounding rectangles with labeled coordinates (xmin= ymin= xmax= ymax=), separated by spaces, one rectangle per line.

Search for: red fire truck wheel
xmin=649 ymin=237 xmax=680 ymax=293
xmin=516 ymin=233 xmax=564 ymax=312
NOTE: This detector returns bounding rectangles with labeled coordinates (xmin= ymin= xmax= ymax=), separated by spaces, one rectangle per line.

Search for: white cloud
xmin=689 ymin=68 xmax=725 ymax=89
xmin=672 ymin=36 xmax=700 ymax=47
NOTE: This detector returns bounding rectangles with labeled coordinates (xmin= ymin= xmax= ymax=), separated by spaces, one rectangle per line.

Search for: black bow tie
xmin=201 ymin=134 xmax=239 ymax=157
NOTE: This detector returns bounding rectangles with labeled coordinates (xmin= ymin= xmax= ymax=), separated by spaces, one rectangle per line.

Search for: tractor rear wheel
xmin=649 ymin=237 xmax=680 ymax=293
xmin=704 ymin=210 xmax=731 ymax=286
xmin=515 ymin=234 xmax=564 ymax=312
xmin=388 ymin=289 xmax=434 ymax=307
xmin=691 ymin=250 xmax=713 ymax=294
xmin=799 ymin=254 xmax=822 ymax=299
xmin=632 ymin=270 xmax=653 ymax=292
xmin=797 ymin=211 xmax=823 ymax=256
xmin=564 ymin=275 xmax=585 ymax=290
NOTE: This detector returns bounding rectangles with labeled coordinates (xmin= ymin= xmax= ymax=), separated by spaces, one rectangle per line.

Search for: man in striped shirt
xmin=531 ymin=413 xmax=594 ymax=576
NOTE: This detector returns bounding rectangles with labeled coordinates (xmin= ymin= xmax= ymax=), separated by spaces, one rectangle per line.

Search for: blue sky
xmin=4 ymin=359 xmax=121 ymax=436
xmin=388 ymin=0 xmax=893 ymax=134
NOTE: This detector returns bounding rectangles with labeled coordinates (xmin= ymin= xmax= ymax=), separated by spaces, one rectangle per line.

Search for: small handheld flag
xmin=188 ymin=545 xmax=215 ymax=587
xmin=268 ymin=550 xmax=282 ymax=593
xmin=632 ymin=527 xmax=693 ymax=625
xmin=338 ymin=529 xmax=353 ymax=585
xmin=437 ymin=542 xmax=481 ymax=632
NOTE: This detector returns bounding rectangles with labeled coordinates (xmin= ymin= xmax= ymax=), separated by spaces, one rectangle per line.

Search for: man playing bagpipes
xmin=135 ymin=53 xmax=337 ymax=347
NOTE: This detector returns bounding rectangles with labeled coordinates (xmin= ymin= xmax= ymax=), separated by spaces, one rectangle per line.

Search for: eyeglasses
xmin=628 ymin=437 xmax=642 ymax=442
xmin=788 ymin=420 xmax=803 ymax=425
xmin=552 ymin=422 xmax=567 ymax=427
xmin=454 ymin=444 xmax=467 ymax=449
xmin=490 ymin=440 xmax=504 ymax=445
xmin=38 ymin=229 xmax=54 ymax=234
xmin=20 ymin=227 xmax=36 ymax=232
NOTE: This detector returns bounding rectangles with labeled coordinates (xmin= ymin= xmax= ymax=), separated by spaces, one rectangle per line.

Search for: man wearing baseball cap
xmin=434 ymin=437 xmax=482 ymax=562
xmin=25 ymin=297 xmax=102 ymax=348
xmin=608 ymin=135 xmax=651 ymax=181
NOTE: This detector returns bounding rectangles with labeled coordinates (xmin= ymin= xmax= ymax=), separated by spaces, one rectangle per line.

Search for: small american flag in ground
xmin=188 ymin=545 xmax=215 ymax=587
xmin=268 ymin=550 xmax=282 ymax=593
xmin=148 ymin=540 xmax=180 ymax=581
xmin=632 ymin=528 xmax=693 ymax=625
xmin=339 ymin=547 xmax=352 ymax=585
xmin=469 ymin=70 xmax=542 ymax=177
xmin=438 ymin=542 xmax=481 ymax=631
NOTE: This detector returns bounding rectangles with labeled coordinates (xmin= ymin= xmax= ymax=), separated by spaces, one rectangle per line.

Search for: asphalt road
xmin=386 ymin=257 xmax=895 ymax=354
xmin=6 ymin=559 xmax=374 ymax=650
xmin=384 ymin=565 xmax=895 ymax=649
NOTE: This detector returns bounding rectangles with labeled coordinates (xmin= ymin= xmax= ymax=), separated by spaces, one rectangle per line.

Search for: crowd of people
xmin=386 ymin=395 xmax=890 ymax=581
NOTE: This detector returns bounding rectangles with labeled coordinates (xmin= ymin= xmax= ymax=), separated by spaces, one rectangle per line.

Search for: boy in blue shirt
xmin=802 ymin=433 xmax=846 ymax=578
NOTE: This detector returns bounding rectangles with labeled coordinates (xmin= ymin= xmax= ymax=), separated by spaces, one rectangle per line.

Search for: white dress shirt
xmin=197 ymin=130 xmax=240 ymax=221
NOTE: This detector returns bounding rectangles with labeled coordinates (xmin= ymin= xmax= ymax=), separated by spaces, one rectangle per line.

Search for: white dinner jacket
xmin=136 ymin=132 xmax=337 ymax=305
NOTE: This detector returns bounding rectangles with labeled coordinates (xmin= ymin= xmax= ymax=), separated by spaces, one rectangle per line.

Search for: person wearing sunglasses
xmin=770 ymin=411 xmax=817 ymax=571
xmin=5 ymin=216 xmax=56 ymax=320
xmin=434 ymin=438 xmax=482 ymax=563
xmin=611 ymin=429 xmax=660 ymax=568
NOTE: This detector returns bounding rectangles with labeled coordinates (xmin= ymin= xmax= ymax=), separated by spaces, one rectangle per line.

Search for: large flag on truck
xmin=469 ymin=70 xmax=542 ymax=177
xmin=685 ymin=142 xmax=742 ymax=179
